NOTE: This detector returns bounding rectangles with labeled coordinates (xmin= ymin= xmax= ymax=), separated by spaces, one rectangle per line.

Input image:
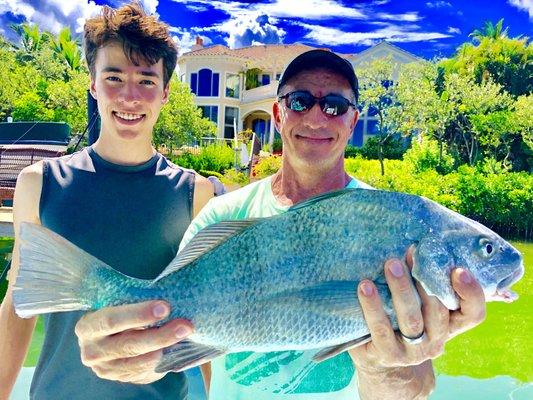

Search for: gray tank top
xmin=31 ymin=146 xmax=194 ymax=399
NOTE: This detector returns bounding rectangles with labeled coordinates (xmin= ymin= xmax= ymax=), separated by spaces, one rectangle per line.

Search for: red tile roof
xmin=180 ymin=43 xmax=352 ymax=71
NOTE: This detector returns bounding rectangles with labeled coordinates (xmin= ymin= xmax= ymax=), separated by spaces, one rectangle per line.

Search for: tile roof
xmin=180 ymin=43 xmax=351 ymax=71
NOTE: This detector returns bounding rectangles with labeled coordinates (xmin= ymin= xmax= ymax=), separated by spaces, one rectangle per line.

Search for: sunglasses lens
xmin=286 ymin=91 xmax=315 ymax=112
xmin=320 ymin=95 xmax=350 ymax=116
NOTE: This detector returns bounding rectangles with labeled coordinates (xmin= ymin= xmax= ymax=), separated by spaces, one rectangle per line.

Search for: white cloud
xmin=375 ymin=12 xmax=422 ymax=22
xmin=508 ymin=0 xmax=533 ymax=19
xmin=172 ymin=0 xmax=420 ymax=21
xmin=297 ymin=22 xmax=451 ymax=47
xmin=1 ymin=0 xmax=101 ymax=35
xmin=426 ymin=1 xmax=452 ymax=8
xmin=447 ymin=26 xmax=461 ymax=34
xmin=140 ymin=0 xmax=159 ymax=15
xmin=170 ymin=26 xmax=212 ymax=54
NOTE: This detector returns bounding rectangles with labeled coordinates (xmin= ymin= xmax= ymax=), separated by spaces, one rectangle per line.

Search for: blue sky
xmin=1 ymin=0 xmax=532 ymax=59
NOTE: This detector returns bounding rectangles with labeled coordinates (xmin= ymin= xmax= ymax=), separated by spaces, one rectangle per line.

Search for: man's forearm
xmin=356 ymin=360 xmax=435 ymax=400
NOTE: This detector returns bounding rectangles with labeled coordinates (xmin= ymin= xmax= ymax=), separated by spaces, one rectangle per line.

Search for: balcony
xmin=241 ymin=82 xmax=278 ymax=104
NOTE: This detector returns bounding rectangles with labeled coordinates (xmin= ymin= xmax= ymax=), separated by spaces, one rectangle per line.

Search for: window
xmin=366 ymin=119 xmax=380 ymax=135
xmin=198 ymin=106 xmax=218 ymax=124
xmin=224 ymin=107 xmax=239 ymax=138
xmin=252 ymin=118 xmax=271 ymax=145
xmin=180 ymin=74 xmax=185 ymax=82
xmin=261 ymin=74 xmax=270 ymax=86
xmin=190 ymin=69 xmax=219 ymax=96
xmin=225 ymin=73 xmax=240 ymax=99
xmin=275 ymin=73 xmax=281 ymax=81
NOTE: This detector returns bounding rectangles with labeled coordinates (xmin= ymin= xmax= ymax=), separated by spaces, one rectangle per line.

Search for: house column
xmin=268 ymin=113 xmax=275 ymax=148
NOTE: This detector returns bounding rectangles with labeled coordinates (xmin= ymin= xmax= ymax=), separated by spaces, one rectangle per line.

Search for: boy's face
xmin=90 ymin=41 xmax=169 ymax=142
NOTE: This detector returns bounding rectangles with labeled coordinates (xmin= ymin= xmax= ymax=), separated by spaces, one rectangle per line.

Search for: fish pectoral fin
xmin=412 ymin=237 xmax=459 ymax=310
xmin=155 ymin=339 xmax=226 ymax=373
xmin=282 ymin=281 xmax=363 ymax=318
xmin=313 ymin=334 xmax=372 ymax=363
xmin=153 ymin=219 xmax=261 ymax=283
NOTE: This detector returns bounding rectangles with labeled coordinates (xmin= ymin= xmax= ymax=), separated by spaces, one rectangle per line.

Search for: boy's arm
xmin=0 ymin=162 xmax=43 ymax=400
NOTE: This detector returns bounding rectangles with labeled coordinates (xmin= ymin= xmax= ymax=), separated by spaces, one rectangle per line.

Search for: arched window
xmin=190 ymin=69 xmax=219 ymax=97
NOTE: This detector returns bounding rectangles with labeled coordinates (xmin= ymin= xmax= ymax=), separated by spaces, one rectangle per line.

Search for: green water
xmin=433 ymin=241 xmax=532 ymax=382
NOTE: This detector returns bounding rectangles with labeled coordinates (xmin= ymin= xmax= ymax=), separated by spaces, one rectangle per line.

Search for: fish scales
xmin=13 ymin=188 xmax=524 ymax=372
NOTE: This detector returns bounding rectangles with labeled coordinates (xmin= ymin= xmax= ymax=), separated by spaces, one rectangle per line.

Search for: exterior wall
xmin=179 ymin=42 xmax=421 ymax=147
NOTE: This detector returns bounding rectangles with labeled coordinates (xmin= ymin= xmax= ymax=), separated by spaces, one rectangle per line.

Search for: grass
xmin=17 ymin=242 xmax=533 ymax=383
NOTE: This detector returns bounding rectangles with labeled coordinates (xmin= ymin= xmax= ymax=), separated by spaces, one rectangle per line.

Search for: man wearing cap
xmin=75 ymin=49 xmax=486 ymax=399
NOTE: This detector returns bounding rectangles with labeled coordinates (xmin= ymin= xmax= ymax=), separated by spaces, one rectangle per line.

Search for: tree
xmin=357 ymin=57 xmax=400 ymax=175
xmin=153 ymin=78 xmax=217 ymax=150
xmin=444 ymin=73 xmax=513 ymax=165
xmin=396 ymin=62 xmax=454 ymax=170
xmin=442 ymin=29 xmax=532 ymax=96
xmin=469 ymin=19 xmax=509 ymax=43
xmin=10 ymin=23 xmax=50 ymax=63
xmin=50 ymin=27 xmax=83 ymax=72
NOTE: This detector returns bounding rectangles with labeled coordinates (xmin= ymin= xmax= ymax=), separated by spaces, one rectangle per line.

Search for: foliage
xmin=357 ymin=57 xmax=400 ymax=175
xmin=344 ymin=145 xmax=361 ymax=158
xmin=172 ymin=143 xmax=235 ymax=174
xmin=154 ymin=78 xmax=217 ymax=149
xmin=403 ymin=137 xmax=455 ymax=174
xmin=442 ymin=22 xmax=532 ymax=97
xmin=12 ymin=92 xmax=54 ymax=121
xmin=197 ymin=170 xmax=224 ymax=179
xmin=359 ymin=136 xmax=406 ymax=160
xmin=251 ymin=155 xmax=282 ymax=179
xmin=245 ymin=68 xmax=261 ymax=90
xmin=396 ymin=62 xmax=455 ymax=169
xmin=345 ymin=157 xmax=532 ymax=239
xmin=0 ymin=237 xmax=14 ymax=303
xmin=469 ymin=18 xmax=509 ymax=42
xmin=222 ymin=169 xmax=249 ymax=186
xmin=272 ymin=137 xmax=283 ymax=153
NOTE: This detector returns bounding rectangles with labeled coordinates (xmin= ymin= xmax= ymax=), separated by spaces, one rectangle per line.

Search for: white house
xmin=177 ymin=39 xmax=421 ymax=148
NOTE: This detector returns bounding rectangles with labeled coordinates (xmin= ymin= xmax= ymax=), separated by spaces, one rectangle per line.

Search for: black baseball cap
xmin=277 ymin=49 xmax=359 ymax=103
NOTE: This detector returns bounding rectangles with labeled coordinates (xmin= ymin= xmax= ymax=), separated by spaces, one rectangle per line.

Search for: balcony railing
xmin=242 ymin=82 xmax=278 ymax=104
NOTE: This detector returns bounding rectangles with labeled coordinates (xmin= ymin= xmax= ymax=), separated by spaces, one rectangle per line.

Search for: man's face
xmin=273 ymin=68 xmax=359 ymax=171
xmin=90 ymin=41 xmax=169 ymax=142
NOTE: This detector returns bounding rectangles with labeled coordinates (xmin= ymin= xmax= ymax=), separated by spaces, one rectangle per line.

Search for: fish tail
xmin=13 ymin=222 xmax=112 ymax=318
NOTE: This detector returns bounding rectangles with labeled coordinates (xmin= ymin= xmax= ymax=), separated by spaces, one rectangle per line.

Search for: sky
xmin=0 ymin=0 xmax=532 ymax=59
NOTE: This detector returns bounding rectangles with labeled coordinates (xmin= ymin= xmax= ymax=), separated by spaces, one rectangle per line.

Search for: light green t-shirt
xmin=179 ymin=176 xmax=372 ymax=400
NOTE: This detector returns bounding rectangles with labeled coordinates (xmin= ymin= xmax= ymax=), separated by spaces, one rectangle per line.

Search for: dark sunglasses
xmin=278 ymin=90 xmax=357 ymax=117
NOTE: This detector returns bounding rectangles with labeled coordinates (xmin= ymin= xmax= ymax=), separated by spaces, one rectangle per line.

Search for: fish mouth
xmin=489 ymin=266 xmax=524 ymax=303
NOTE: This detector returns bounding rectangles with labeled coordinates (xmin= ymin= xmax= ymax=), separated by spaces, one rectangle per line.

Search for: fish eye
xmin=479 ymin=238 xmax=495 ymax=258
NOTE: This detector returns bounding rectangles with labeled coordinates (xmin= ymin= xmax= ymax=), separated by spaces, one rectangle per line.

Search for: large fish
xmin=13 ymin=188 xmax=524 ymax=373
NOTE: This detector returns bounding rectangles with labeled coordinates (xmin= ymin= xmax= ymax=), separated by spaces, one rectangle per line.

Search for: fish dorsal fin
xmin=288 ymin=188 xmax=356 ymax=213
xmin=153 ymin=219 xmax=260 ymax=282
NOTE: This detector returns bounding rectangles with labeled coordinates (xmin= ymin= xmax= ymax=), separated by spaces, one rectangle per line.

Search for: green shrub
xmin=344 ymin=145 xmax=361 ymax=158
xmin=359 ymin=136 xmax=406 ymax=160
xmin=222 ymin=169 xmax=249 ymax=186
xmin=198 ymin=170 xmax=224 ymax=179
xmin=252 ymin=155 xmax=282 ymax=179
xmin=172 ymin=144 xmax=235 ymax=174
xmin=345 ymin=156 xmax=532 ymax=239
xmin=272 ymin=138 xmax=283 ymax=153
xmin=0 ymin=237 xmax=14 ymax=303
xmin=403 ymin=137 xmax=455 ymax=174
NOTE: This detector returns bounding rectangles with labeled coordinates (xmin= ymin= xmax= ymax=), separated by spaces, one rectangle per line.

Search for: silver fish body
xmin=13 ymin=188 xmax=524 ymax=372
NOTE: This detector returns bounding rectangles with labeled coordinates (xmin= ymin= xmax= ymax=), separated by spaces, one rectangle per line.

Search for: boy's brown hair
xmin=84 ymin=1 xmax=177 ymax=86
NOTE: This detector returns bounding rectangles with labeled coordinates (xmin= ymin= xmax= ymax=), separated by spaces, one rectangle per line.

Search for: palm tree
xmin=50 ymin=27 xmax=82 ymax=71
xmin=10 ymin=23 xmax=49 ymax=53
xmin=469 ymin=19 xmax=509 ymax=43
